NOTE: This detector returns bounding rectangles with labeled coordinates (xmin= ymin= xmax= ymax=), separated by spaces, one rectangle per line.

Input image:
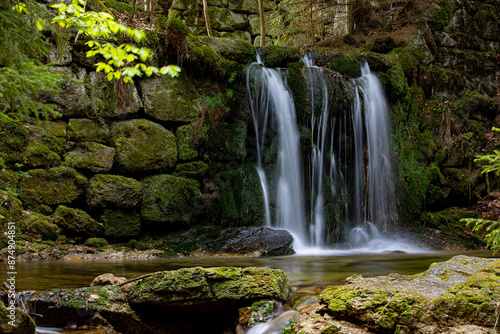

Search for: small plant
xmin=85 ymin=237 xmax=108 ymax=248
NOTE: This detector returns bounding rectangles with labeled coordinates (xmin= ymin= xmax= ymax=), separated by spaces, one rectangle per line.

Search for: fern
xmin=462 ymin=218 xmax=500 ymax=254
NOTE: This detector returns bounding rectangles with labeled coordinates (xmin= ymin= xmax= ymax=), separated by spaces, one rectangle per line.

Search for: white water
xmin=247 ymin=55 xmax=423 ymax=255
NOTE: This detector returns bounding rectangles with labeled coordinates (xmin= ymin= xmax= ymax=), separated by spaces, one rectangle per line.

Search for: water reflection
xmin=4 ymin=250 xmax=497 ymax=292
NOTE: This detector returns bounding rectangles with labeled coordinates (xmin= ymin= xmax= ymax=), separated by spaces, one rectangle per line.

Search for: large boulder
xmin=292 ymin=256 xmax=500 ymax=334
xmin=0 ymin=117 xmax=29 ymax=167
xmin=208 ymin=7 xmax=247 ymax=31
xmin=0 ymin=301 xmax=36 ymax=334
xmin=18 ymin=167 xmax=87 ymax=207
xmin=128 ymin=266 xmax=291 ymax=310
xmin=63 ymin=142 xmax=115 ymax=173
xmin=111 ymin=119 xmax=178 ymax=173
xmin=0 ymin=190 xmax=23 ymax=225
xmin=52 ymin=205 xmax=104 ymax=238
xmin=26 ymin=285 xmax=160 ymax=333
xmin=20 ymin=211 xmax=59 ymax=241
xmin=86 ymin=174 xmax=142 ymax=208
xmin=139 ymin=72 xmax=202 ymax=123
xmin=141 ymin=174 xmax=201 ymax=224
xmin=203 ymin=227 xmax=295 ymax=256
xmin=24 ymin=121 xmax=67 ymax=168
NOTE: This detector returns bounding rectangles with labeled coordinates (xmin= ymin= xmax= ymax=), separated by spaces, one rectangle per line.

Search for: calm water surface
xmin=6 ymin=250 xmax=498 ymax=292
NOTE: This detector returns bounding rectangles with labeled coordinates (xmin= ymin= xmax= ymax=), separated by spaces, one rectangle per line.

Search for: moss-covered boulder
xmin=111 ymin=119 xmax=177 ymax=173
xmin=258 ymin=45 xmax=301 ymax=67
xmin=18 ymin=167 xmax=87 ymax=207
xmin=208 ymin=7 xmax=246 ymax=31
xmin=26 ymin=285 xmax=157 ymax=333
xmin=128 ymin=266 xmax=291 ymax=309
xmin=52 ymin=205 xmax=104 ymax=238
xmin=24 ymin=121 xmax=67 ymax=168
xmin=87 ymin=174 xmax=142 ymax=208
xmin=68 ymin=119 xmax=110 ymax=144
xmin=229 ymin=0 xmax=276 ymax=12
xmin=329 ymin=53 xmax=362 ymax=77
xmin=20 ymin=211 xmax=59 ymax=241
xmin=0 ymin=190 xmax=23 ymax=225
xmin=0 ymin=170 xmax=20 ymax=192
xmin=203 ymin=122 xmax=247 ymax=161
xmin=63 ymin=142 xmax=115 ymax=173
xmin=174 ymin=161 xmax=209 ymax=178
xmin=101 ymin=209 xmax=141 ymax=239
xmin=141 ymin=174 xmax=201 ymax=224
xmin=0 ymin=301 xmax=36 ymax=334
xmin=175 ymin=124 xmax=199 ymax=161
xmin=139 ymin=72 xmax=202 ymax=123
xmin=302 ymin=256 xmax=500 ymax=333
xmin=0 ymin=117 xmax=29 ymax=167
xmin=198 ymin=36 xmax=255 ymax=64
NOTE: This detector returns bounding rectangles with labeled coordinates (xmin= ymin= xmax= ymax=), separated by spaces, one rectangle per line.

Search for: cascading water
xmin=247 ymin=54 xmax=418 ymax=254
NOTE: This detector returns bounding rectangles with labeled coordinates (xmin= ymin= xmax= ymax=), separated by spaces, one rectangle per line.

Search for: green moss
xmin=53 ymin=205 xmax=104 ymax=238
xmin=21 ymin=212 xmax=59 ymax=241
xmin=18 ymin=167 xmax=87 ymax=207
xmin=329 ymin=53 xmax=361 ymax=77
xmin=111 ymin=119 xmax=177 ymax=173
xmin=68 ymin=119 xmax=110 ymax=144
xmin=101 ymin=209 xmax=141 ymax=239
xmin=0 ymin=190 xmax=23 ymax=224
xmin=287 ymin=62 xmax=309 ymax=123
xmin=85 ymin=237 xmax=108 ymax=247
xmin=0 ymin=118 xmax=29 ymax=166
xmin=174 ymin=161 xmax=209 ymax=178
xmin=104 ymin=0 xmax=133 ymax=12
xmin=141 ymin=174 xmax=201 ymax=224
xmin=258 ymin=45 xmax=301 ymax=67
xmin=87 ymin=174 xmax=142 ymax=208
xmin=431 ymin=0 xmax=453 ymax=30
xmin=63 ymin=142 xmax=114 ymax=173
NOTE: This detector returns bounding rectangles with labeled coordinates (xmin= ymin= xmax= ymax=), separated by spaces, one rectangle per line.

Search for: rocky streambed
xmin=2 ymin=255 xmax=499 ymax=334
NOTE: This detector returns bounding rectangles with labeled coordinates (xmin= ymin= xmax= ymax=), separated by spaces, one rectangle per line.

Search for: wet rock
xmin=204 ymin=227 xmax=295 ymax=256
xmin=26 ymin=285 xmax=162 ymax=333
xmin=295 ymin=256 xmax=500 ymax=333
xmin=86 ymin=174 xmax=142 ymax=208
xmin=91 ymin=273 xmax=127 ymax=286
xmin=0 ymin=301 xmax=36 ymax=334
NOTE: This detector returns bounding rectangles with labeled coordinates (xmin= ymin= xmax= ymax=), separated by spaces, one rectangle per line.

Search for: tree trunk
xmin=258 ymin=0 xmax=265 ymax=46
xmin=129 ymin=0 xmax=136 ymax=23
xmin=203 ymin=0 xmax=212 ymax=37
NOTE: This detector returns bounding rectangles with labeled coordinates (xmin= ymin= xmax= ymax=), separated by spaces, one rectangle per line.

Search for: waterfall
xmin=247 ymin=55 xmax=398 ymax=250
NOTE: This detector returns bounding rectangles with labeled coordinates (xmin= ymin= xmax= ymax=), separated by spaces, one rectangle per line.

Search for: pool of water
xmin=5 ymin=250 xmax=498 ymax=292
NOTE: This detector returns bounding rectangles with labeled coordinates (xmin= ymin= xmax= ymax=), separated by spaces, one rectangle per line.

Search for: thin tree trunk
xmin=203 ymin=0 xmax=212 ymax=37
xmin=258 ymin=0 xmax=265 ymax=46
xmin=129 ymin=0 xmax=136 ymax=24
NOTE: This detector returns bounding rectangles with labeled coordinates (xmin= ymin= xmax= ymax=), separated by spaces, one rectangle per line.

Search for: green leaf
xmin=107 ymin=72 xmax=114 ymax=81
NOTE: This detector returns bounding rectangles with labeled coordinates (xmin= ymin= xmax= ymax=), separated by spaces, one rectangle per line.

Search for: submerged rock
xmin=291 ymin=255 xmax=500 ymax=334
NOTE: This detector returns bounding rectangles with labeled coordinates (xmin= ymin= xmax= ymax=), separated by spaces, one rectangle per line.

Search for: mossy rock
xmin=18 ymin=167 xmax=88 ymax=207
xmin=0 ymin=170 xmax=20 ymax=192
xmin=139 ymin=72 xmax=202 ymax=123
xmin=25 ymin=285 xmax=152 ymax=332
xmin=229 ymin=0 xmax=276 ymax=12
xmin=0 ymin=301 xmax=36 ymax=334
xmin=358 ymin=52 xmax=395 ymax=72
xmin=329 ymin=53 xmax=362 ymax=77
xmin=128 ymin=266 xmax=291 ymax=309
xmin=63 ymin=142 xmax=115 ymax=173
xmin=258 ymin=45 xmax=301 ymax=67
xmin=25 ymin=121 xmax=67 ymax=168
xmin=0 ymin=190 xmax=23 ymax=225
xmin=287 ymin=62 xmax=309 ymax=123
xmin=174 ymin=161 xmax=209 ymax=179
xmin=85 ymin=237 xmax=108 ymax=247
xmin=141 ymin=174 xmax=201 ymax=224
xmin=20 ymin=212 xmax=59 ymax=241
xmin=196 ymin=36 xmax=255 ymax=64
xmin=175 ymin=124 xmax=199 ymax=161
xmin=208 ymin=7 xmax=247 ymax=31
xmin=101 ymin=209 xmax=141 ymax=239
xmin=41 ymin=67 xmax=87 ymax=117
xmin=0 ymin=117 xmax=29 ymax=167
xmin=68 ymin=119 xmax=110 ymax=144
xmin=372 ymin=36 xmax=397 ymax=54
xmin=104 ymin=0 xmax=133 ymax=12
xmin=52 ymin=205 xmax=104 ymax=238
xmin=187 ymin=37 xmax=242 ymax=80
xmin=203 ymin=122 xmax=247 ymax=162
xmin=87 ymin=174 xmax=142 ymax=208
xmin=111 ymin=119 xmax=177 ymax=173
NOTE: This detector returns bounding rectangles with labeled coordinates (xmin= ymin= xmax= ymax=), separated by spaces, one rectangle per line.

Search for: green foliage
xmin=85 ymin=237 xmax=108 ymax=247
xmin=462 ymin=219 xmax=500 ymax=254
xmin=51 ymin=0 xmax=180 ymax=82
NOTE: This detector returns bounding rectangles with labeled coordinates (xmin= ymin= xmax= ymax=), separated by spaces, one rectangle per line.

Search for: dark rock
xmin=0 ymin=301 xmax=36 ymax=334
xmin=204 ymin=227 xmax=295 ymax=256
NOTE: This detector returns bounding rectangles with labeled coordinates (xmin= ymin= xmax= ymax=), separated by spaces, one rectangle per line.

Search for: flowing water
xmin=247 ymin=55 xmax=401 ymax=252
